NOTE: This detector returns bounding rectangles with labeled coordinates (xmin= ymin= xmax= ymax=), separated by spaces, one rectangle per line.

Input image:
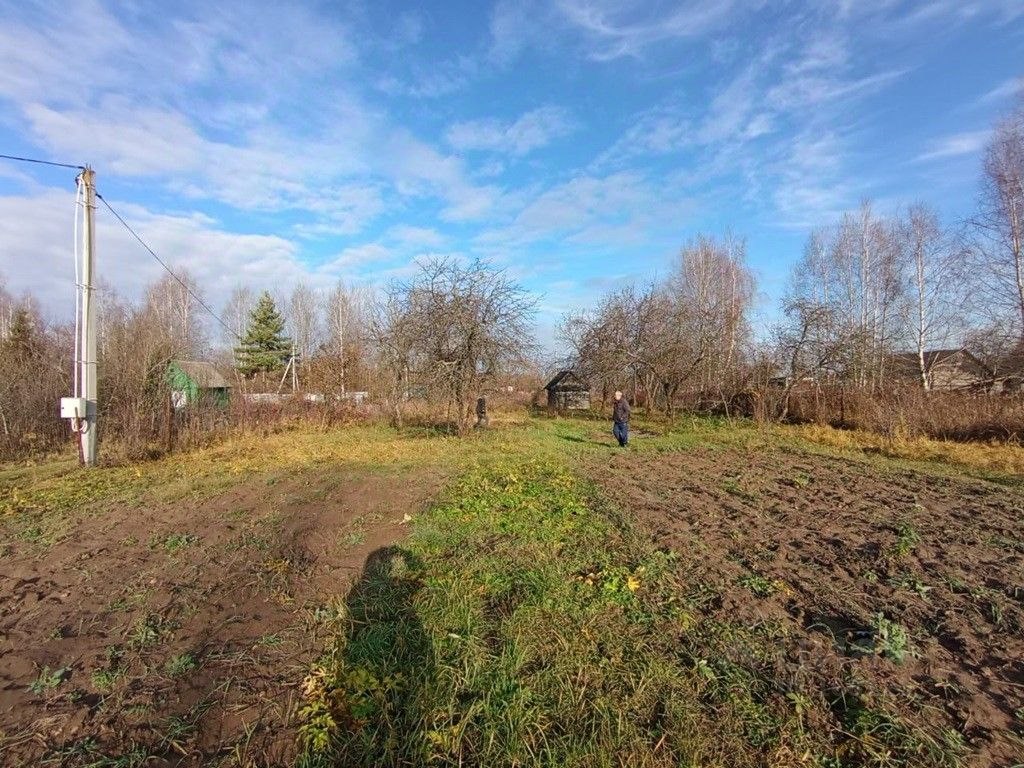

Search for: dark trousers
xmin=613 ymin=421 xmax=629 ymax=447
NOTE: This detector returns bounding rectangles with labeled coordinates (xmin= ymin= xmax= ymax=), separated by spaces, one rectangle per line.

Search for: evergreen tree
xmin=2 ymin=308 xmax=40 ymax=361
xmin=234 ymin=292 xmax=291 ymax=376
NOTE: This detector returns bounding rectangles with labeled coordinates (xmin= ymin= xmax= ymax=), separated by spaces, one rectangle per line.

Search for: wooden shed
xmin=544 ymin=370 xmax=590 ymax=411
xmin=167 ymin=360 xmax=234 ymax=409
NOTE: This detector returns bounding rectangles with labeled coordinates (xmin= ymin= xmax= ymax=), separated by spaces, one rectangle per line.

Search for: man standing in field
xmin=612 ymin=390 xmax=630 ymax=447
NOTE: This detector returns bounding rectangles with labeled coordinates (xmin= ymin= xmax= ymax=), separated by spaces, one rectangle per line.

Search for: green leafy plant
xmin=28 ymin=664 xmax=70 ymax=694
xmin=870 ymin=613 xmax=915 ymax=663
xmin=164 ymin=652 xmax=197 ymax=677
xmin=739 ymin=573 xmax=781 ymax=597
xmin=890 ymin=522 xmax=920 ymax=559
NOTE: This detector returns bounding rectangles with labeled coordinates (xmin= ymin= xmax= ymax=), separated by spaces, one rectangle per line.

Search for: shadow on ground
xmin=302 ymin=545 xmax=436 ymax=766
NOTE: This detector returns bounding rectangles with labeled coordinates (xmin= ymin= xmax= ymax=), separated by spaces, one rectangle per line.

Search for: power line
xmin=96 ymin=192 xmax=241 ymax=341
xmin=0 ymin=153 xmax=85 ymax=170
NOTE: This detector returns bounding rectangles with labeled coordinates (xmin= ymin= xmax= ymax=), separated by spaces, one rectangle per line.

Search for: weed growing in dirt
xmin=722 ymin=475 xmax=759 ymax=502
xmin=27 ymin=664 xmax=69 ymax=694
xmin=128 ymin=613 xmax=167 ymax=650
xmin=866 ymin=613 xmax=915 ymax=663
xmin=150 ymin=532 xmax=197 ymax=553
xmin=90 ymin=666 xmax=124 ymax=691
xmin=164 ymin=652 xmax=198 ymax=677
xmin=738 ymin=572 xmax=782 ymax=597
xmin=889 ymin=572 xmax=933 ymax=598
xmin=340 ymin=529 xmax=366 ymax=548
xmin=889 ymin=521 xmax=921 ymax=560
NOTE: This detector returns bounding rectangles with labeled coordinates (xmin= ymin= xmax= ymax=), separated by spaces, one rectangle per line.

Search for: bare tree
xmin=222 ymin=285 xmax=255 ymax=348
xmin=562 ymin=234 xmax=754 ymax=414
xmin=143 ymin=269 xmax=208 ymax=358
xmin=772 ymin=299 xmax=852 ymax=419
xmin=287 ymin=281 xmax=321 ymax=368
xmin=375 ymin=258 xmax=537 ymax=433
xmin=321 ymin=280 xmax=372 ymax=394
xmin=786 ymin=202 xmax=906 ymax=388
xmin=897 ymin=204 xmax=963 ymax=389
xmin=973 ymin=102 xmax=1024 ymax=345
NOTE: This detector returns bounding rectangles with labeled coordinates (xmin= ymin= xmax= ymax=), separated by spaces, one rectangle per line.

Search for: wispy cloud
xmin=916 ymin=130 xmax=991 ymax=162
xmin=555 ymin=0 xmax=739 ymax=60
xmin=977 ymin=76 xmax=1024 ymax=106
xmin=446 ymin=106 xmax=576 ymax=156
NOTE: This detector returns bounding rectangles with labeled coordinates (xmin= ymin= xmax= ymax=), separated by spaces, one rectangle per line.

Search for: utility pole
xmin=291 ymin=341 xmax=298 ymax=392
xmin=79 ymin=167 xmax=98 ymax=465
xmin=61 ymin=167 xmax=98 ymax=465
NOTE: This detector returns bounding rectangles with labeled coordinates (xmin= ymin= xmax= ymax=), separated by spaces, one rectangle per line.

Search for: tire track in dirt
xmin=0 ymin=466 xmax=446 ymax=766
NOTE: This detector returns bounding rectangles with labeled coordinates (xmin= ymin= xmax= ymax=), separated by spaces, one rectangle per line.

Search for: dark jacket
xmin=612 ymin=397 xmax=630 ymax=424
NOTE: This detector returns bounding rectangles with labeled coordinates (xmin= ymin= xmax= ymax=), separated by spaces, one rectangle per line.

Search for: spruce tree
xmin=234 ymin=292 xmax=292 ymax=376
xmin=2 ymin=308 xmax=40 ymax=361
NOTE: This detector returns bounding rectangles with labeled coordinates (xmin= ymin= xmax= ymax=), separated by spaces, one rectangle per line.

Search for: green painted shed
xmin=167 ymin=360 xmax=234 ymax=409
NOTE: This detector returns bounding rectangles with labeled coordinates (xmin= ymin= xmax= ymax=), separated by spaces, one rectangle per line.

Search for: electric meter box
xmin=60 ymin=397 xmax=88 ymax=419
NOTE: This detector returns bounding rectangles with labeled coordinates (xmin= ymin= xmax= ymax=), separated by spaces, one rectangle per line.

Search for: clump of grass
xmin=149 ymin=532 xmax=197 ymax=553
xmin=164 ymin=652 xmax=198 ymax=677
xmin=843 ymin=701 xmax=967 ymax=768
xmin=128 ymin=613 xmax=168 ymax=650
xmin=340 ymin=529 xmax=366 ymax=548
xmin=738 ymin=572 xmax=781 ymax=597
xmin=721 ymin=476 xmax=759 ymax=502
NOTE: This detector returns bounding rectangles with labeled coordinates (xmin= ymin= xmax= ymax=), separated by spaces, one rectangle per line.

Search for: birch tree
xmin=898 ymin=204 xmax=962 ymax=389
xmin=974 ymin=104 xmax=1024 ymax=345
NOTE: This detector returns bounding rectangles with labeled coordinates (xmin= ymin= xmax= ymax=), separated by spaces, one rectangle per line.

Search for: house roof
xmin=544 ymin=370 xmax=587 ymax=391
xmin=173 ymin=360 xmax=234 ymax=389
xmin=890 ymin=348 xmax=990 ymax=375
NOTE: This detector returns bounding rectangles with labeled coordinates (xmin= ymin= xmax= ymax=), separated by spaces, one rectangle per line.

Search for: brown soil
xmin=0 ymin=466 xmax=444 ymax=766
xmin=591 ymin=445 xmax=1024 ymax=767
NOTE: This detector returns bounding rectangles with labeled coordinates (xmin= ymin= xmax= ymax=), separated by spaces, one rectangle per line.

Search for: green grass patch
xmin=297 ymin=444 xmax=819 ymax=766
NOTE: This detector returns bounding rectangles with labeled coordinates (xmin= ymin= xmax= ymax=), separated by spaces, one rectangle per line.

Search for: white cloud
xmin=916 ymin=130 xmax=990 ymax=162
xmin=0 ymin=189 xmax=303 ymax=319
xmin=977 ymin=76 xmax=1024 ymax=106
xmin=489 ymin=0 xmax=744 ymax=63
xmin=479 ymin=170 xmax=693 ymax=250
xmin=447 ymin=106 xmax=576 ymax=156
xmin=555 ymin=0 xmax=740 ymax=60
xmin=770 ymin=130 xmax=854 ymax=227
xmin=386 ymin=225 xmax=447 ymax=248
xmin=321 ymin=244 xmax=392 ymax=271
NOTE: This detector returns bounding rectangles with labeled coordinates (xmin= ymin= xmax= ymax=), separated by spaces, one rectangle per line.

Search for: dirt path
xmin=0 ymin=465 xmax=445 ymax=766
xmin=590 ymin=445 xmax=1024 ymax=767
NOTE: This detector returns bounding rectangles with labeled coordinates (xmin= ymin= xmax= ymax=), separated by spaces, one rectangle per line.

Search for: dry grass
xmin=783 ymin=422 xmax=1024 ymax=477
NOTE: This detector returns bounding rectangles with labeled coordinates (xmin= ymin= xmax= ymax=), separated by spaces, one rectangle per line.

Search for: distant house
xmin=890 ymin=349 xmax=992 ymax=391
xmin=544 ymin=370 xmax=590 ymax=411
xmin=167 ymin=360 xmax=234 ymax=409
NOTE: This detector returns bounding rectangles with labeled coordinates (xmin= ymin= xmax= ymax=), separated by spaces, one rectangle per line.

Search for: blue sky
xmin=0 ymin=0 xmax=1022 ymax=350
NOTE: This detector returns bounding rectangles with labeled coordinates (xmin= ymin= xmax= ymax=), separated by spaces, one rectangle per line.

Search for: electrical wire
xmin=95 ymin=192 xmax=241 ymax=341
xmin=0 ymin=153 xmax=85 ymax=170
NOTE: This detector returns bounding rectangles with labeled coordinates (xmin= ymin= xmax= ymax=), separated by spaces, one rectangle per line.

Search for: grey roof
xmin=173 ymin=360 xmax=234 ymax=389
xmin=544 ymin=370 xmax=588 ymax=391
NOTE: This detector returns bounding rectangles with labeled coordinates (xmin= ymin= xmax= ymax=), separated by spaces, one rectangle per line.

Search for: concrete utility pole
xmin=62 ymin=167 xmax=98 ymax=465
xmin=79 ymin=167 xmax=98 ymax=465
